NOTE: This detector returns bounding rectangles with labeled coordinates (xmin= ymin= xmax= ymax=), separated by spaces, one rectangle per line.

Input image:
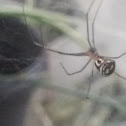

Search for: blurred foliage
xmin=1 ymin=0 xmax=126 ymax=126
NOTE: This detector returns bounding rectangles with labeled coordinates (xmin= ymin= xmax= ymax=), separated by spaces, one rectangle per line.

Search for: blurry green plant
xmin=1 ymin=4 xmax=126 ymax=125
xmin=0 ymin=6 xmax=89 ymax=49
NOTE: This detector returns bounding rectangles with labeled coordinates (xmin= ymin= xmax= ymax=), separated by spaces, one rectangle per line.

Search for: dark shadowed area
xmin=0 ymin=16 xmax=45 ymax=126
xmin=1 ymin=0 xmax=126 ymax=126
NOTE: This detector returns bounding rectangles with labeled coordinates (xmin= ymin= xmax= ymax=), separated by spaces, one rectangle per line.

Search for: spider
xmin=22 ymin=0 xmax=126 ymax=98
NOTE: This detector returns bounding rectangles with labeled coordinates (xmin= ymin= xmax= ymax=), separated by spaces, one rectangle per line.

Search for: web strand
xmin=21 ymin=0 xmax=35 ymax=44
xmin=86 ymin=63 xmax=94 ymax=99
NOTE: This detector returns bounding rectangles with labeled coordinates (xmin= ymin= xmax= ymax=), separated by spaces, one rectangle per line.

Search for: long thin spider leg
xmin=86 ymin=0 xmax=96 ymax=48
xmin=114 ymin=71 xmax=126 ymax=80
xmin=101 ymin=52 xmax=126 ymax=59
xmin=60 ymin=59 xmax=91 ymax=75
xmin=92 ymin=0 xmax=104 ymax=48
xmin=86 ymin=63 xmax=94 ymax=99
xmin=34 ymin=42 xmax=89 ymax=56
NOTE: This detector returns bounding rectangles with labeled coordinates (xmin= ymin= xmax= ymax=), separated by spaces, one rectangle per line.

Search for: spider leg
xmin=86 ymin=63 xmax=94 ymax=99
xmin=86 ymin=0 xmax=96 ymax=48
xmin=34 ymin=42 xmax=89 ymax=56
xmin=101 ymin=52 xmax=126 ymax=59
xmin=92 ymin=0 xmax=104 ymax=48
xmin=60 ymin=59 xmax=91 ymax=75
xmin=114 ymin=71 xmax=126 ymax=80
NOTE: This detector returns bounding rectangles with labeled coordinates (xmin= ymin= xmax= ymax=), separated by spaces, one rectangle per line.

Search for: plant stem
xmin=0 ymin=7 xmax=89 ymax=49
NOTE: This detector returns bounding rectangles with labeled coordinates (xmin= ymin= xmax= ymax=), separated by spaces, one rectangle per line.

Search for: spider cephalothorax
xmin=95 ymin=58 xmax=115 ymax=76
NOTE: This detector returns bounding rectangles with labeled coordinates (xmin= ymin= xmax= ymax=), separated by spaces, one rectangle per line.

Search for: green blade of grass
xmin=0 ymin=7 xmax=89 ymax=49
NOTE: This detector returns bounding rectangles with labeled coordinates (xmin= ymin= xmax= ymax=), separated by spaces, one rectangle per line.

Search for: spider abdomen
xmin=95 ymin=58 xmax=115 ymax=76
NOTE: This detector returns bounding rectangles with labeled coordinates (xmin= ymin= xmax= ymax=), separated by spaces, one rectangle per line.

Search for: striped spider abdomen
xmin=95 ymin=58 xmax=115 ymax=76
